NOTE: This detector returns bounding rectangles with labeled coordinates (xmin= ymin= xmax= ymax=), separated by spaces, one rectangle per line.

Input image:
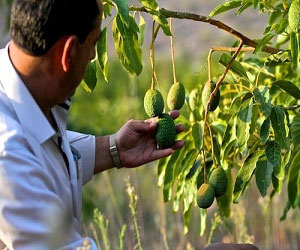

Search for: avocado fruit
xmin=209 ymin=167 xmax=228 ymax=197
xmin=167 ymin=82 xmax=186 ymax=110
xmin=202 ymin=81 xmax=220 ymax=112
xmin=197 ymin=183 xmax=215 ymax=209
xmin=155 ymin=113 xmax=176 ymax=148
xmin=289 ymin=0 xmax=300 ymax=33
xmin=144 ymin=89 xmax=164 ymax=117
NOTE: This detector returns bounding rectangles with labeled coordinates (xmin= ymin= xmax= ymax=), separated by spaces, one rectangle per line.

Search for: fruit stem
xmin=169 ymin=18 xmax=177 ymax=84
xmin=207 ymin=123 xmax=217 ymax=168
xmin=150 ymin=21 xmax=160 ymax=90
xmin=207 ymin=49 xmax=213 ymax=83
xmin=201 ymin=149 xmax=208 ymax=183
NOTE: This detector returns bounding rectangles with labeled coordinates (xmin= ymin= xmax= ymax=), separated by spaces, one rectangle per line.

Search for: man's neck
xmin=8 ymin=41 xmax=61 ymax=120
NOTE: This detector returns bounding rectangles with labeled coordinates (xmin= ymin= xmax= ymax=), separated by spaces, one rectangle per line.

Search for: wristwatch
xmin=109 ymin=134 xmax=122 ymax=169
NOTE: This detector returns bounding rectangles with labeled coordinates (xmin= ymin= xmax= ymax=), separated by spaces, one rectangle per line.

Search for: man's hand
xmin=115 ymin=110 xmax=184 ymax=168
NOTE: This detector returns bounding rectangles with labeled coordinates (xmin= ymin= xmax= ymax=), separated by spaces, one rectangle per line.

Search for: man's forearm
xmin=94 ymin=135 xmax=115 ymax=174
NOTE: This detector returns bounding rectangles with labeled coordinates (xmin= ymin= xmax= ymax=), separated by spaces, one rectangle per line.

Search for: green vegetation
xmin=155 ymin=113 xmax=176 ymax=148
xmin=167 ymin=81 xmax=186 ymax=110
xmin=197 ymin=183 xmax=215 ymax=209
xmin=144 ymin=89 xmax=164 ymax=117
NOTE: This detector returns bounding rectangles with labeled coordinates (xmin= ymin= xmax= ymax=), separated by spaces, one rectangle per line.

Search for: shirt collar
xmin=0 ymin=43 xmax=56 ymax=144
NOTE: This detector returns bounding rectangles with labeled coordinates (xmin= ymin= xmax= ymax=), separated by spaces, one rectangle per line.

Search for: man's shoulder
xmin=0 ymin=87 xmax=29 ymax=153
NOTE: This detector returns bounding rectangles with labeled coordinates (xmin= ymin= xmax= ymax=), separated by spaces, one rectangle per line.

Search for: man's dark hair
xmin=10 ymin=0 xmax=100 ymax=56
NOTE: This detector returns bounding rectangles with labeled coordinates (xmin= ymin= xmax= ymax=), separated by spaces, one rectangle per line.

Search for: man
xmin=0 ymin=0 xmax=184 ymax=249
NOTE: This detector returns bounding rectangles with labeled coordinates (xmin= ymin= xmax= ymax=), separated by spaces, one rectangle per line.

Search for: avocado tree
xmin=81 ymin=0 xmax=300 ymax=235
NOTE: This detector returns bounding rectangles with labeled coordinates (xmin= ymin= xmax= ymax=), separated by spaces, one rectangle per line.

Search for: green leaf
xmin=236 ymin=98 xmax=253 ymax=153
xmin=112 ymin=15 xmax=143 ymax=76
xmin=216 ymin=168 xmax=233 ymax=217
xmin=250 ymin=104 xmax=260 ymax=135
xmin=173 ymin=150 xmax=198 ymax=212
xmin=137 ymin=0 xmax=171 ymax=36
xmin=275 ymin=18 xmax=288 ymax=34
xmin=268 ymin=10 xmax=282 ymax=25
xmin=280 ymin=201 xmax=291 ymax=221
xmin=270 ymin=106 xmax=290 ymax=150
xmin=199 ymin=209 xmax=207 ymax=236
xmin=97 ymin=27 xmax=108 ymax=82
xmin=255 ymin=160 xmax=274 ymax=197
xmin=265 ymin=51 xmax=291 ymax=67
xmin=157 ymin=157 xmax=168 ymax=187
xmin=152 ymin=11 xmax=171 ymax=36
xmin=183 ymin=177 xmax=197 ymax=213
xmin=253 ymin=87 xmax=272 ymax=116
xmin=290 ymin=32 xmax=299 ymax=68
xmin=178 ymin=148 xmax=198 ymax=177
xmin=233 ymin=150 xmax=264 ymax=203
xmin=163 ymin=149 xmax=181 ymax=202
xmin=183 ymin=203 xmax=193 ymax=235
xmin=112 ymin=0 xmax=129 ymax=25
xmin=219 ymin=53 xmax=249 ymax=79
xmin=103 ymin=1 xmax=113 ymax=18
xmin=138 ymin=14 xmax=145 ymax=46
xmin=255 ymin=33 xmax=275 ymax=53
xmin=260 ymin=117 xmax=270 ymax=144
xmin=272 ymin=154 xmax=284 ymax=194
xmin=265 ymin=141 xmax=281 ymax=166
xmin=291 ymin=114 xmax=300 ymax=147
xmin=253 ymin=0 xmax=259 ymax=8
xmin=82 ymin=60 xmax=97 ymax=92
xmin=138 ymin=0 xmax=159 ymax=11
xmin=273 ymin=80 xmax=300 ymax=99
xmin=236 ymin=2 xmax=252 ymax=15
xmin=192 ymin=122 xmax=202 ymax=151
xmin=288 ymin=146 xmax=300 ymax=207
xmin=209 ymin=0 xmax=243 ymax=17
xmin=221 ymin=113 xmax=237 ymax=161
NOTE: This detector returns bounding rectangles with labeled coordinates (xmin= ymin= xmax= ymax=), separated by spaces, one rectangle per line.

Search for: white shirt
xmin=0 ymin=44 xmax=98 ymax=249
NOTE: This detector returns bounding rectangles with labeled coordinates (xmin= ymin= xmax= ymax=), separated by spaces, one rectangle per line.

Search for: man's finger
xmin=169 ymin=110 xmax=180 ymax=120
xmin=150 ymin=148 xmax=174 ymax=161
xmin=172 ymin=140 xmax=184 ymax=150
xmin=176 ymin=124 xmax=184 ymax=134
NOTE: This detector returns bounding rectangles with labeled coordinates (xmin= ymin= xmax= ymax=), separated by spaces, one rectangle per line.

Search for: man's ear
xmin=61 ymin=36 xmax=78 ymax=72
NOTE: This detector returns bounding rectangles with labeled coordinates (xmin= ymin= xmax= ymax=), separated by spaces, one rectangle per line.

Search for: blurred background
xmin=1 ymin=0 xmax=300 ymax=249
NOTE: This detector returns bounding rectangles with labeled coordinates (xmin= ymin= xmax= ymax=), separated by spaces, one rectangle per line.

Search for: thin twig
xmin=129 ymin=6 xmax=281 ymax=54
xmin=201 ymin=40 xmax=244 ymax=180
xmin=284 ymin=104 xmax=300 ymax=110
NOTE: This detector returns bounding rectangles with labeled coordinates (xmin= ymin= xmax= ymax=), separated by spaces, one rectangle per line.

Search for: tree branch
xmin=129 ymin=6 xmax=282 ymax=54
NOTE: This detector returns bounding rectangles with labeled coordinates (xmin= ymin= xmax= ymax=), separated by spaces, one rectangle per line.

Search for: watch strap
xmin=109 ymin=134 xmax=122 ymax=169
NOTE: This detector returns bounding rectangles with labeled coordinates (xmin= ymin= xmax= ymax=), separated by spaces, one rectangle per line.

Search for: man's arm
xmin=94 ymin=110 xmax=184 ymax=174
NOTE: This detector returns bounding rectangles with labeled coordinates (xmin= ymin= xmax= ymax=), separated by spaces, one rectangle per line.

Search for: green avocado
xmin=167 ymin=82 xmax=186 ymax=110
xmin=201 ymin=81 xmax=220 ymax=112
xmin=197 ymin=183 xmax=215 ymax=209
xmin=209 ymin=167 xmax=228 ymax=197
xmin=144 ymin=89 xmax=164 ymax=117
xmin=289 ymin=0 xmax=300 ymax=33
xmin=155 ymin=113 xmax=176 ymax=148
